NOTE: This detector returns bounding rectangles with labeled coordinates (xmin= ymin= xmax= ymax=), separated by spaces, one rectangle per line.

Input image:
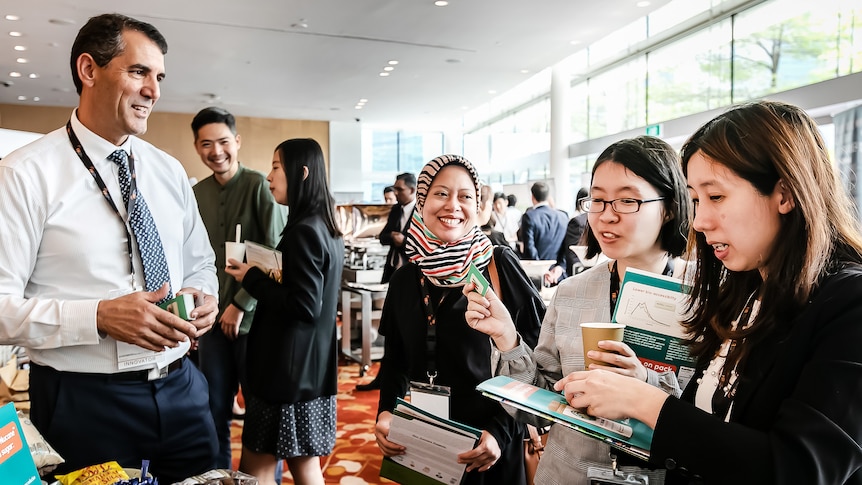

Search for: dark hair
xmin=274 ymin=138 xmax=341 ymax=238
xmin=493 ymin=192 xmax=507 ymax=203
xmin=191 ymin=107 xmax=237 ymax=139
xmin=383 ymin=185 xmax=395 ymax=195
xmin=576 ymin=187 xmax=589 ymax=201
xmin=395 ymin=172 xmax=417 ymax=188
xmin=507 ymin=194 xmax=517 ymax=207
xmin=680 ymin=100 xmax=862 ymax=378
xmin=70 ymin=13 xmax=167 ymax=95
xmin=530 ymin=182 xmax=550 ymax=202
xmin=583 ymin=136 xmax=690 ymax=260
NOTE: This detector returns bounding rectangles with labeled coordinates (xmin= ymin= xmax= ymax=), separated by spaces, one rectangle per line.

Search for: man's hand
xmin=219 ymin=304 xmax=244 ymax=340
xmin=96 ymin=283 xmax=197 ymax=351
xmin=179 ymin=287 xmax=218 ymax=339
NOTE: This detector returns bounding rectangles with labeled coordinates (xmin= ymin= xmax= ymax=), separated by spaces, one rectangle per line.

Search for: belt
xmin=109 ymin=357 xmax=185 ymax=382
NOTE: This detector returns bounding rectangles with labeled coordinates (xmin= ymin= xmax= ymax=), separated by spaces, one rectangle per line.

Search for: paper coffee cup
xmin=225 ymin=241 xmax=246 ymax=267
xmin=580 ymin=322 xmax=626 ymax=369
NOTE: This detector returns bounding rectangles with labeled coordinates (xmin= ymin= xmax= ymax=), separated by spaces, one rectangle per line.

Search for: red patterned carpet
xmin=230 ymin=361 xmax=392 ymax=484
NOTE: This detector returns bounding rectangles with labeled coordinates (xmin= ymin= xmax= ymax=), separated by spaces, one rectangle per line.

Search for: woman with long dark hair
xmin=555 ymin=101 xmax=862 ymax=483
xmin=227 ymin=138 xmax=343 ymax=485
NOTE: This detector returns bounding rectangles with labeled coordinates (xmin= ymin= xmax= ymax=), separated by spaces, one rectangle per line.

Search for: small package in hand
xmin=158 ymin=294 xmax=196 ymax=320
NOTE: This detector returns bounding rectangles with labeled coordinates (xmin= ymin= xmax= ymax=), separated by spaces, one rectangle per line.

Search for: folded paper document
xmin=477 ymin=375 xmax=653 ymax=460
xmin=379 ymin=398 xmax=481 ymax=485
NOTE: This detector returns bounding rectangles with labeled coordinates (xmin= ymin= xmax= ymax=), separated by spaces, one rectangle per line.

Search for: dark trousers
xmin=197 ymin=328 xmax=248 ymax=468
xmin=30 ymin=358 xmax=218 ymax=485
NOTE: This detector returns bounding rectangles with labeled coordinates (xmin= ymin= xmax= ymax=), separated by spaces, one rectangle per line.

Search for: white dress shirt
xmin=0 ymin=111 xmax=217 ymax=373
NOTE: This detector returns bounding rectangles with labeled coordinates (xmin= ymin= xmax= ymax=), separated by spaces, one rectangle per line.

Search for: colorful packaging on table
xmin=171 ymin=469 xmax=257 ymax=485
xmin=55 ymin=461 xmax=128 ymax=485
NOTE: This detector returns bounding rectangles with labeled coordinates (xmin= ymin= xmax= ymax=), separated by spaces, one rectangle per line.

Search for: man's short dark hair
xmin=191 ymin=107 xmax=237 ymax=139
xmin=531 ymin=182 xmax=550 ymax=202
xmin=383 ymin=185 xmax=395 ymax=195
xmin=395 ymin=172 xmax=417 ymax=188
xmin=493 ymin=192 xmax=507 ymax=203
xmin=507 ymin=194 xmax=517 ymax=207
xmin=70 ymin=13 xmax=168 ymax=95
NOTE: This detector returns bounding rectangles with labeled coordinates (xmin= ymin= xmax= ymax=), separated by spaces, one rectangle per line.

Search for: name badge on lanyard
xmin=410 ymin=375 xmax=451 ymax=419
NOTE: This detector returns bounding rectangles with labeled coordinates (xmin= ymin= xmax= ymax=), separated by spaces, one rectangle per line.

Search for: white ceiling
xmin=0 ymin=0 xmax=670 ymax=130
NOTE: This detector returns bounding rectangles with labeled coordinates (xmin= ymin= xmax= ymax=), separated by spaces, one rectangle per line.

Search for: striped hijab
xmin=405 ymin=154 xmax=493 ymax=287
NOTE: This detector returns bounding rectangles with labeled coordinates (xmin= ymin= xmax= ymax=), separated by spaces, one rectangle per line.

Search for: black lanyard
xmin=418 ymin=274 xmax=449 ymax=381
xmin=608 ymin=259 xmax=674 ymax=320
xmin=66 ymin=121 xmax=136 ymax=280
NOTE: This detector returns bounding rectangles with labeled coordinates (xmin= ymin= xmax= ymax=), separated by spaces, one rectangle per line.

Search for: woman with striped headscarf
xmin=373 ymin=154 xmax=545 ymax=485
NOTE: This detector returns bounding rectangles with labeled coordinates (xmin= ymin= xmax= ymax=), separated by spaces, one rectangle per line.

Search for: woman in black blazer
xmin=554 ymin=101 xmax=862 ymax=484
xmin=226 ymin=138 xmax=344 ymax=485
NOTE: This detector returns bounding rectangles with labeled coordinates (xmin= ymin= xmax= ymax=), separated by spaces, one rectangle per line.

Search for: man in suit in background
xmin=355 ymin=172 xmax=415 ymax=392
xmin=520 ymin=181 xmax=568 ymax=261
xmin=379 ymin=172 xmax=416 ymax=284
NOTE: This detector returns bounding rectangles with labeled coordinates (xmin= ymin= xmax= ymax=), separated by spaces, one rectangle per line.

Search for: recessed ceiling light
xmin=5 ymin=15 xmax=20 ymax=21
xmin=9 ymin=32 xmax=22 ymax=37
xmin=9 ymin=71 xmax=21 ymax=77
xmin=17 ymin=95 xmax=27 ymax=101
xmin=388 ymin=60 xmax=399 ymax=65
xmin=636 ymin=1 xmax=651 ymax=6
xmin=570 ymin=40 xmax=582 ymax=46
xmin=435 ymin=1 xmax=449 ymax=6
xmin=379 ymin=72 xmax=390 ymax=77
xmin=355 ymin=105 xmax=363 ymax=109
xmin=16 ymin=58 xmax=28 ymax=63
xmin=520 ymin=69 xmax=530 ymax=74
xmin=359 ymin=98 xmax=368 ymax=103
xmin=14 ymin=45 xmax=26 ymax=51
xmin=33 ymin=96 xmax=40 ymax=102
xmin=488 ymin=90 xmax=497 ymax=95
xmin=383 ymin=66 xmax=394 ymax=72
xmin=28 ymin=73 xmax=38 ymax=79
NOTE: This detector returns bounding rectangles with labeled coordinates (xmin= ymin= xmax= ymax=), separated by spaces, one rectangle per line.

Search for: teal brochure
xmin=477 ymin=375 xmax=653 ymax=460
xmin=0 ymin=402 xmax=39 ymax=485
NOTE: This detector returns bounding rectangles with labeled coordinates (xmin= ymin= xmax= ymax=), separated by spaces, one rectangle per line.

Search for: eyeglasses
xmin=578 ymin=197 xmax=666 ymax=214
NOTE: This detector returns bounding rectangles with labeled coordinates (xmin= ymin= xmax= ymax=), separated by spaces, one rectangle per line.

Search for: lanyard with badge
xmin=411 ymin=275 xmax=452 ymax=419
xmin=66 ymin=120 xmax=139 ymax=291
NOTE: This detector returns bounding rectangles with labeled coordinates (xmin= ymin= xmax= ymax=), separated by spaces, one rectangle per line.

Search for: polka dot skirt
xmin=242 ymin=393 xmax=336 ymax=458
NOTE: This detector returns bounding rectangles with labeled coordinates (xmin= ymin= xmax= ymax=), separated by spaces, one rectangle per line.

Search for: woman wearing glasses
xmin=555 ymin=102 xmax=862 ymax=483
xmin=464 ymin=136 xmax=691 ymax=484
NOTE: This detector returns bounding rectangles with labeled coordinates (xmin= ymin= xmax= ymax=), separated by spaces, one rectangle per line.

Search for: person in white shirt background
xmin=0 ymin=13 xmax=219 ymax=484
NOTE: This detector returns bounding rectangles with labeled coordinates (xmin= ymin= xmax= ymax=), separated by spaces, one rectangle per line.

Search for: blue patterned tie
xmin=109 ymin=149 xmax=173 ymax=300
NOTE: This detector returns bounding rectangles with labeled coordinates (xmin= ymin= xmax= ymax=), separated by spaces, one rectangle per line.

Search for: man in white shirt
xmin=0 ymin=14 xmax=219 ymax=483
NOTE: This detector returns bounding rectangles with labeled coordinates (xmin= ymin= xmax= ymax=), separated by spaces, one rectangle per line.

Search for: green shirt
xmin=193 ymin=164 xmax=286 ymax=334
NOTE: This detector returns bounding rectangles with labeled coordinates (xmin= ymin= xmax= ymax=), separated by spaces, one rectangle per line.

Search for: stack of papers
xmin=380 ymin=398 xmax=481 ymax=485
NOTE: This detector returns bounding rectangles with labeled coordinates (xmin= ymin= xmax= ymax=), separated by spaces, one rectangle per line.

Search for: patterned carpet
xmin=230 ymin=361 xmax=391 ymax=484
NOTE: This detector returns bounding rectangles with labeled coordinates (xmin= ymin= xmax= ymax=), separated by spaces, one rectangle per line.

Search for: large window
xmin=647 ymin=20 xmax=732 ymax=124
xmin=588 ymin=57 xmax=647 ymax=138
xmin=369 ymin=131 xmax=443 ymax=173
xmin=733 ymin=2 xmax=859 ymax=101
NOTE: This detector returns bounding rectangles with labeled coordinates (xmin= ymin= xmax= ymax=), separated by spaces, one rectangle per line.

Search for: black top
xmin=378 ymin=245 xmax=545 ymax=485
xmin=243 ymin=214 xmax=345 ymax=404
xmin=652 ymin=263 xmax=862 ymax=484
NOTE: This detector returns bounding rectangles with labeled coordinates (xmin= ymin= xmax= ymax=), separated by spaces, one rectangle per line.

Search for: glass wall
xmin=462 ymin=0 xmax=862 ymax=189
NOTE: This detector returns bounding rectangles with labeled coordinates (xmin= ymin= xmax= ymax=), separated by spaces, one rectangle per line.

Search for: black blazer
xmin=380 ymin=202 xmax=412 ymax=283
xmin=520 ymin=204 xmax=568 ymax=261
xmin=651 ymin=264 xmax=862 ymax=484
xmin=242 ymin=214 xmax=344 ymax=404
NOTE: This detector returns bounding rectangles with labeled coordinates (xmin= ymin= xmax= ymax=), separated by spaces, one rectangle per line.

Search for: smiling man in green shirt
xmin=191 ymin=107 xmax=287 ymax=469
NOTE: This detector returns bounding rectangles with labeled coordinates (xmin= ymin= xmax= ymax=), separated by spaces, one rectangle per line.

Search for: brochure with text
xmin=612 ymin=267 xmax=697 ymax=390
xmin=477 ymin=375 xmax=653 ymax=461
xmin=0 ymin=402 xmax=39 ymax=485
xmin=379 ymin=398 xmax=481 ymax=485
